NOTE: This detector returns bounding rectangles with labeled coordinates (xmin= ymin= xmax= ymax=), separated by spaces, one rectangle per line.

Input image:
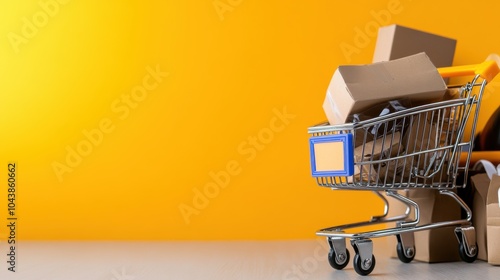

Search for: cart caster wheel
xmin=328 ymin=248 xmax=350 ymax=270
xmin=396 ymin=242 xmax=415 ymax=263
xmin=353 ymin=253 xmax=376 ymax=276
xmin=459 ymin=242 xmax=478 ymax=263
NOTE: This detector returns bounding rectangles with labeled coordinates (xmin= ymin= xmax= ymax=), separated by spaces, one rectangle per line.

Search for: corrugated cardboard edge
xmin=373 ymin=24 xmax=396 ymax=63
xmin=323 ymin=68 xmax=355 ymax=125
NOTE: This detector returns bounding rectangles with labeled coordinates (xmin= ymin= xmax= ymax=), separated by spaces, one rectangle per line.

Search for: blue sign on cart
xmin=309 ymin=134 xmax=354 ymax=177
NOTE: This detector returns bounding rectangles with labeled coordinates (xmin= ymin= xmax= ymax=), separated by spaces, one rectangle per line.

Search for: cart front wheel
xmin=458 ymin=242 xmax=478 ymax=263
xmin=328 ymin=248 xmax=350 ymax=270
xmin=396 ymin=242 xmax=415 ymax=263
xmin=353 ymin=253 xmax=376 ymax=276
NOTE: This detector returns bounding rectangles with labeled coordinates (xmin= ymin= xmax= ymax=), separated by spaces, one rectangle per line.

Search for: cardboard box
xmin=387 ymin=189 xmax=461 ymax=262
xmin=323 ymin=53 xmax=447 ymax=126
xmin=373 ymin=24 xmax=456 ymax=68
xmin=486 ymin=174 xmax=500 ymax=265
xmin=461 ymin=171 xmax=500 ymax=265
xmin=471 ymin=173 xmax=490 ymax=261
xmin=352 ymin=132 xmax=402 ymax=182
xmin=413 ymin=189 xmax=461 ymax=262
xmin=400 ymin=116 xmax=452 ymax=183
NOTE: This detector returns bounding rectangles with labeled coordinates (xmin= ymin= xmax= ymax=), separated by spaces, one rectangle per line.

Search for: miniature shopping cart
xmin=308 ymin=61 xmax=499 ymax=276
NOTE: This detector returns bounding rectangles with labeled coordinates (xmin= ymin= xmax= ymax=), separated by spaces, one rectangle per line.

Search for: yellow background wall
xmin=1 ymin=0 xmax=499 ymax=240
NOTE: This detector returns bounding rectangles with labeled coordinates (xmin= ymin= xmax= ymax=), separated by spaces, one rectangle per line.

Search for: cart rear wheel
xmin=396 ymin=241 xmax=415 ymax=263
xmin=458 ymin=242 xmax=478 ymax=263
xmin=353 ymin=253 xmax=375 ymax=276
xmin=328 ymin=248 xmax=350 ymax=270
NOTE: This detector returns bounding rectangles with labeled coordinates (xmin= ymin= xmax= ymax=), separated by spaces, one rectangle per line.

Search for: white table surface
xmin=0 ymin=239 xmax=498 ymax=279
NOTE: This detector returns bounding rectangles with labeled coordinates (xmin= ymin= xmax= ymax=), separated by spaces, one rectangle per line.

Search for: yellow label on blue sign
xmin=310 ymin=134 xmax=354 ymax=177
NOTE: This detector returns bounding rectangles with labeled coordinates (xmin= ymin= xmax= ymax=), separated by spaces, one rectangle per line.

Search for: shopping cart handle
xmin=438 ymin=60 xmax=500 ymax=83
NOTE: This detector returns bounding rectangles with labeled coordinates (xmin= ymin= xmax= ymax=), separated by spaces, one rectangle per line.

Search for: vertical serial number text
xmin=7 ymin=163 xmax=17 ymax=272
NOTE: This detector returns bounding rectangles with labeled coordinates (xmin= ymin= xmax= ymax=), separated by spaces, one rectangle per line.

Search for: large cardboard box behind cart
xmin=373 ymin=24 xmax=456 ymax=68
xmin=388 ymin=189 xmax=461 ymax=262
xmin=323 ymin=53 xmax=447 ymax=126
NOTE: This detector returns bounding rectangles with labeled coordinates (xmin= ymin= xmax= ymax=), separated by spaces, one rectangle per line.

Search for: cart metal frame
xmin=308 ymin=61 xmax=499 ymax=276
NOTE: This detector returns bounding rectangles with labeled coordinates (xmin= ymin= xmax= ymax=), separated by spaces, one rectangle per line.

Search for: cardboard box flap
xmin=487 ymin=174 xmax=500 ymax=205
xmin=472 ymin=173 xmax=491 ymax=202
